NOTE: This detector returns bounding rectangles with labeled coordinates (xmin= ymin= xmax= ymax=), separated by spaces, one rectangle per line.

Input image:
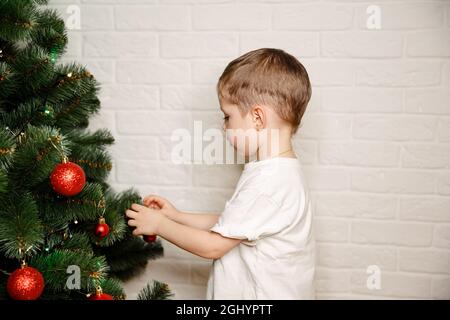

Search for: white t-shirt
xmin=206 ymin=156 xmax=316 ymax=300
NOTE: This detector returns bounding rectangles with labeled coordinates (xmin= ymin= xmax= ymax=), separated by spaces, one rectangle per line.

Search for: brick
xmin=240 ymin=32 xmax=318 ymax=58
xmin=353 ymin=115 xmax=437 ymax=141
xmin=299 ymin=114 xmax=352 ymax=139
xmin=161 ymin=33 xmax=237 ymax=58
xmin=303 ymin=167 xmax=351 ymax=191
xmin=351 ymin=271 xmax=431 ymax=298
xmin=407 ymin=31 xmax=450 ymax=57
xmin=161 ymin=85 xmax=219 ymax=111
xmin=432 ymin=278 xmax=450 ymax=299
xmin=351 ymin=221 xmax=433 ymax=246
xmin=402 ymin=144 xmax=450 ymax=169
xmin=319 ymin=142 xmax=399 ymax=167
xmin=318 ymin=244 xmax=397 ymax=270
xmin=65 ymin=31 xmax=81 ymax=57
xmin=316 ymin=268 xmax=351 ymax=293
xmin=444 ymin=61 xmax=450 ymax=86
xmin=315 ymin=193 xmax=396 ymax=220
xmin=81 ymin=5 xmax=114 ymax=30
xmin=273 ymin=4 xmax=353 ymax=30
xmin=356 ymin=61 xmax=441 ymax=87
xmin=291 ymin=139 xmax=317 ymax=165
xmin=351 ymin=170 xmax=435 ymax=194
xmin=158 ymin=135 xmax=184 ymax=163
xmin=83 ymin=32 xmax=158 ymax=57
xmin=315 ymin=218 xmax=349 ymax=243
xmin=438 ymin=117 xmax=450 ymax=142
xmin=191 ymin=60 xmax=229 ymax=84
xmin=116 ymin=111 xmax=191 ymax=135
xmin=304 ymin=86 xmax=320 ymax=113
xmin=84 ymin=60 xmax=115 ymax=83
xmin=321 ymin=88 xmax=402 ymax=113
xmin=116 ymin=160 xmax=191 ymax=186
xmin=399 ymin=249 xmax=450 ymax=274
xmin=87 ymin=110 xmax=116 ymax=134
xmin=437 ymin=172 xmax=450 ymax=195
xmin=448 ymin=4 xmax=450 ymax=28
xmin=303 ymin=60 xmax=354 ymax=86
xmin=109 ymin=136 xmax=159 ymax=161
xmin=99 ymin=85 xmax=159 ymax=110
xmin=192 ymin=4 xmax=270 ymax=30
xmin=405 ymin=89 xmax=450 ymax=115
xmin=321 ymin=31 xmax=402 ymax=58
xmin=115 ymin=5 xmax=189 ymax=30
xmin=116 ymin=60 xmax=190 ymax=84
xmin=399 ymin=196 xmax=450 ymax=222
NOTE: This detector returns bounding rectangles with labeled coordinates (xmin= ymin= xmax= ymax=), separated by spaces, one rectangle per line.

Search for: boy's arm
xmin=156 ymin=215 xmax=241 ymax=260
xmin=166 ymin=211 xmax=220 ymax=231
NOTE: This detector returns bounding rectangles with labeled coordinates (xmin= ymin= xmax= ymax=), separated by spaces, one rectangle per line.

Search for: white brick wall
xmin=51 ymin=0 xmax=450 ymax=300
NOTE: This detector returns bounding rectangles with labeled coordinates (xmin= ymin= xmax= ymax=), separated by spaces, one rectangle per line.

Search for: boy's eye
xmin=223 ymin=116 xmax=229 ymax=121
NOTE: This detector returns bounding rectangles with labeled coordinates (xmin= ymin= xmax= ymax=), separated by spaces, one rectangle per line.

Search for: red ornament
xmin=143 ymin=235 xmax=157 ymax=243
xmin=7 ymin=266 xmax=45 ymax=300
xmin=50 ymin=160 xmax=86 ymax=196
xmin=89 ymin=292 xmax=113 ymax=300
xmin=143 ymin=202 xmax=158 ymax=243
xmin=95 ymin=217 xmax=110 ymax=239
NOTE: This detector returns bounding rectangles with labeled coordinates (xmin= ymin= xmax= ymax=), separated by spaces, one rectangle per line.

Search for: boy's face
xmin=220 ymin=100 xmax=260 ymax=157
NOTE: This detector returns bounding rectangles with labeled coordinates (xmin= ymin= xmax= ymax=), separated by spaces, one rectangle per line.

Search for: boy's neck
xmin=248 ymin=127 xmax=297 ymax=162
xmin=256 ymin=143 xmax=296 ymax=161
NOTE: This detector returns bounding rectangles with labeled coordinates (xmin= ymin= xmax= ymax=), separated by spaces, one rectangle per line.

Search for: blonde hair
xmin=217 ymin=48 xmax=312 ymax=135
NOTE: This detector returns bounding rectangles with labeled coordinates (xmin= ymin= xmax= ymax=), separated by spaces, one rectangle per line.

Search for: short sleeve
xmin=210 ymin=187 xmax=291 ymax=246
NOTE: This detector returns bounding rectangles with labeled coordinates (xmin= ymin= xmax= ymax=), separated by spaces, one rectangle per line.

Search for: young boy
xmin=126 ymin=48 xmax=315 ymax=299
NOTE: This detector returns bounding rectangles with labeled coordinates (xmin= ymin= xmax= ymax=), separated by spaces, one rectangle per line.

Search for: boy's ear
xmin=251 ymin=105 xmax=265 ymax=129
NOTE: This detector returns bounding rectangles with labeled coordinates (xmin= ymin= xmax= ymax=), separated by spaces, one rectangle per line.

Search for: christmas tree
xmin=0 ymin=0 xmax=172 ymax=300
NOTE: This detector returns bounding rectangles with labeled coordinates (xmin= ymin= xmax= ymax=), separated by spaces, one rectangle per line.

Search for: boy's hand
xmin=143 ymin=194 xmax=181 ymax=220
xmin=126 ymin=203 xmax=164 ymax=236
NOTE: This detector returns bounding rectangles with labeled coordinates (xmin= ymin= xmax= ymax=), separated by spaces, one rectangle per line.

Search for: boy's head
xmin=217 ymin=48 xmax=312 ymax=157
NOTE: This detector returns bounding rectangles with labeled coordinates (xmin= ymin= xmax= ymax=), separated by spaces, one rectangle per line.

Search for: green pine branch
xmin=0 ymin=0 xmax=39 ymax=42
xmin=0 ymin=192 xmax=44 ymax=259
xmin=137 ymin=281 xmax=173 ymax=300
xmin=30 ymin=249 xmax=109 ymax=293
xmin=0 ymin=0 xmax=171 ymax=300
xmin=65 ymin=128 xmax=115 ymax=150
xmin=7 ymin=124 xmax=70 ymax=189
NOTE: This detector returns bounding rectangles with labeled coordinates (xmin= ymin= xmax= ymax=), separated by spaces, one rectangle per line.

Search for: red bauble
xmin=50 ymin=161 xmax=86 ymax=196
xmin=143 ymin=202 xmax=158 ymax=243
xmin=95 ymin=218 xmax=110 ymax=239
xmin=7 ymin=266 xmax=45 ymax=300
xmin=143 ymin=235 xmax=157 ymax=243
xmin=89 ymin=292 xmax=114 ymax=300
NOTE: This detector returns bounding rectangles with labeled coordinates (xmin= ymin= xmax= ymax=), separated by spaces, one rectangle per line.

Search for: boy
xmin=126 ymin=48 xmax=315 ymax=299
